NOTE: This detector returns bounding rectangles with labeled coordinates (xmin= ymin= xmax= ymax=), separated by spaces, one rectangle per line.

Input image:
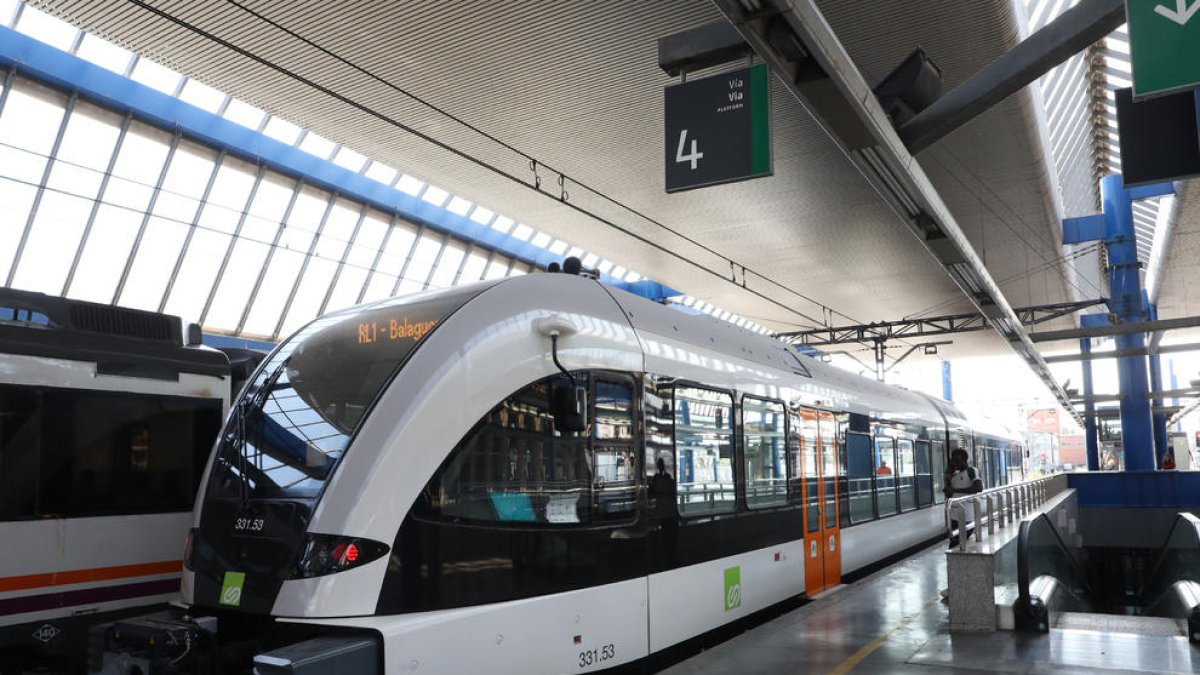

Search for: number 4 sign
xmin=663 ymin=64 xmax=772 ymax=192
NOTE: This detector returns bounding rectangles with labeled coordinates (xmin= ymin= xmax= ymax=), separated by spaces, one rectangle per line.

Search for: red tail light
xmin=288 ymin=534 xmax=388 ymax=579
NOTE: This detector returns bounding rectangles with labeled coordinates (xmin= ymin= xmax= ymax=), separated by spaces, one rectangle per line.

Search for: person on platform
xmin=875 ymin=459 xmax=893 ymax=476
xmin=1162 ymin=450 xmax=1177 ymax=470
xmin=944 ymin=448 xmax=983 ymax=546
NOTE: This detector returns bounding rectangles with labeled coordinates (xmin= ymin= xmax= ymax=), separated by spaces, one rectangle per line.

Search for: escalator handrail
xmin=1137 ymin=512 xmax=1200 ymax=606
xmin=1017 ymin=512 xmax=1095 ymax=605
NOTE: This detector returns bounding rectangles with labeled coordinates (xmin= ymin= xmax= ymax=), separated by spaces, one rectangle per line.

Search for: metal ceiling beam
xmin=1043 ymin=341 xmax=1200 ymax=363
xmin=777 ymin=299 xmax=1105 ymax=346
xmin=710 ymin=0 xmax=1083 ymax=424
xmin=1030 ymin=316 xmax=1200 ymax=343
xmin=898 ymin=0 xmax=1126 ymax=154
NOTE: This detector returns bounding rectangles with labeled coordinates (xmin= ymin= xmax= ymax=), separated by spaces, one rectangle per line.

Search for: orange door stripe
xmin=0 ymin=560 xmax=182 ymax=593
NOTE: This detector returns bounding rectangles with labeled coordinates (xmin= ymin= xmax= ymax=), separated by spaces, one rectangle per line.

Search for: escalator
xmin=1138 ymin=513 xmax=1200 ymax=640
xmin=1015 ymin=511 xmax=1200 ymax=640
xmin=1013 ymin=512 xmax=1094 ymax=631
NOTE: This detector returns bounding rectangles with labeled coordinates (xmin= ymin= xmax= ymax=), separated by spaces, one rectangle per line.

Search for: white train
xmin=143 ymin=269 xmax=1019 ymax=674
xmin=0 ymin=288 xmax=229 ymax=673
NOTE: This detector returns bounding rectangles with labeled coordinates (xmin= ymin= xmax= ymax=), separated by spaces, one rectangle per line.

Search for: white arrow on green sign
xmin=1128 ymin=0 xmax=1200 ymax=98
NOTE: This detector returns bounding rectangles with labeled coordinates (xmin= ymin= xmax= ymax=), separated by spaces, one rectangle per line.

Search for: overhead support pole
xmin=1029 ymin=315 xmax=1200 ymax=342
xmin=1043 ymin=341 xmax=1200 ymax=363
xmin=898 ymin=0 xmax=1126 ymax=153
xmin=1081 ymin=339 xmax=1100 ymax=471
xmin=1148 ymin=302 xmax=1168 ymax=464
xmin=711 ymin=0 xmax=1082 ymax=425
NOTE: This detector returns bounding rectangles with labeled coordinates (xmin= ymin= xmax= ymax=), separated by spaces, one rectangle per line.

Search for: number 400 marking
xmin=675 ymin=129 xmax=704 ymax=170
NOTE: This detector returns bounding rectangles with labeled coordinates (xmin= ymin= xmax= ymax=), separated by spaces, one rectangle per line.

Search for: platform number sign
xmin=664 ymin=64 xmax=772 ymax=192
xmin=724 ymin=566 xmax=742 ymax=611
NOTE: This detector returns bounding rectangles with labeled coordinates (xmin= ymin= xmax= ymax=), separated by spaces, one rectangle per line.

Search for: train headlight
xmin=288 ymin=533 xmax=390 ymax=579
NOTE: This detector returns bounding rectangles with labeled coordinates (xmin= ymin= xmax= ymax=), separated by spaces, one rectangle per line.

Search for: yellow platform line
xmin=827 ymin=594 xmax=941 ymax=675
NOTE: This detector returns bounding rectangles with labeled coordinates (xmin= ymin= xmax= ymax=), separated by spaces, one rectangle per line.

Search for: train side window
xmin=674 ymin=385 xmax=735 ymax=516
xmin=787 ymin=411 xmax=802 ymax=505
xmin=644 ymin=376 xmax=675 ymax=519
xmin=593 ymin=379 xmax=637 ymax=522
xmin=931 ymin=438 xmax=947 ymax=504
xmin=425 ymin=374 xmax=594 ymax=525
xmin=915 ymin=439 xmax=933 ymax=507
xmin=896 ymin=439 xmax=916 ymax=511
xmin=844 ymin=431 xmax=873 ymax=523
xmin=0 ymin=384 xmax=221 ymax=519
xmin=875 ymin=436 xmax=899 ymax=516
xmin=742 ymin=397 xmax=787 ymax=509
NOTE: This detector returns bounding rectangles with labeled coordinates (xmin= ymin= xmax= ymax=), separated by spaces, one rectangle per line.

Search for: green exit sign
xmin=1128 ymin=0 xmax=1200 ymax=98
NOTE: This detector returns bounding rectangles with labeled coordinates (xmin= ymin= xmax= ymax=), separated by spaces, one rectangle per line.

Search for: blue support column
xmin=1081 ymin=338 xmax=1099 ymax=471
xmin=1100 ymin=174 xmax=1158 ymax=472
xmin=1146 ymin=301 xmax=1167 ymax=466
xmin=941 ymin=360 xmax=953 ymax=402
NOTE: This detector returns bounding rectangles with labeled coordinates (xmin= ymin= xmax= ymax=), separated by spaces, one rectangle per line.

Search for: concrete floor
xmin=657 ymin=540 xmax=1200 ymax=674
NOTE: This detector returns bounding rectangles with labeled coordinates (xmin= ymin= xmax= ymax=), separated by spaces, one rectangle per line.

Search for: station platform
xmin=658 ymin=539 xmax=1200 ymax=675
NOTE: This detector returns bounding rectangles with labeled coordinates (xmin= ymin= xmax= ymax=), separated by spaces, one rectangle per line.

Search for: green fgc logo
xmin=723 ymin=566 xmax=742 ymax=611
xmin=220 ymin=571 xmax=245 ymax=607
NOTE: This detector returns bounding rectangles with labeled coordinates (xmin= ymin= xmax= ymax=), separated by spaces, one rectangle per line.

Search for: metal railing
xmin=946 ymin=474 xmax=1067 ymax=552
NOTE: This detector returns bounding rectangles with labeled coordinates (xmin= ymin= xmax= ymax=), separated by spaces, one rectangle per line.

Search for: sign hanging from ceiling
xmin=663 ymin=64 xmax=771 ymax=193
xmin=1126 ymin=0 xmax=1200 ymax=98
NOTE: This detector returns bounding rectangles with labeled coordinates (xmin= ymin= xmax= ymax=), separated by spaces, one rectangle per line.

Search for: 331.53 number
xmin=578 ymin=644 xmax=615 ymax=668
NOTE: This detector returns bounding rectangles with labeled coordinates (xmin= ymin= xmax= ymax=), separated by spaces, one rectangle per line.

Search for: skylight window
xmin=332 ymin=145 xmax=368 ymax=173
xmin=75 ymin=34 xmax=133 ymax=74
xmin=470 ymin=206 xmax=495 ymax=225
xmin=510 ymin=223 xmax=533 ymax=240
xmin=178 ymin=78 xmax=226 ymax=114
xmin=298 ymin=131 xmax=336 ymax=160
xmin=130 ymin=57 xmax=183 ymax=96
xmin=491 ymin=215 xmax=514 ymax=233
xmin=364 ymin=161 xmax=398 ymax=186
xmin=420 ymin=185 xmax=450 ymax=207
xmin=547 ymin=240 xmax=569 ymax=256
xmin=15 ymin=5 xmax=78 ymax=52
xmin=530 ymin=232 xmax=552 ymax=248
xmin=396 ymin=174 xmax=425 ymax=196
xmin=223 ymin=98 xmax=267 ymax=130
xmin=446 ymin=195 xmax=472 ymax=216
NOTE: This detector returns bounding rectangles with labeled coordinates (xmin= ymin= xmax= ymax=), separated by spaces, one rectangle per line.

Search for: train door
xmin=801 ymin=409 xmax=842 ymax=595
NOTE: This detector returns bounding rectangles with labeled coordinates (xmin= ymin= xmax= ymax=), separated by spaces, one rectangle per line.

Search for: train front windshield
xmin=208 ymin=287 xmax=484 ymax=501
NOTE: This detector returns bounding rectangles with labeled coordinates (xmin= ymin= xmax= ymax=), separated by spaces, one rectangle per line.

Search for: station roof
xmin=15 ymin=0 xmax=1200 ymax=361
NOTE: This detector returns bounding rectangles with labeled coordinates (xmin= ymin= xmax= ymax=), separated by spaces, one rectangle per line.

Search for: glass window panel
xmin=111 ymin=122 xmax=171 ymax=186
xmin=508 ymin=266 xmax=527 ymax=277
xmin=332 ymin=146 xmax=367 ymax=173
xmin=163 ymin=228 xmax=231 ymax=325
xmin=491 ymin=215 xmax=514 ymax=233
xmin=744 ymin=398 xmax=787 ymax=509
xmin=875 ymin=437 xmax=898 ymax=516
xmin=361 ymin=271 xmax=397 ymax=303
xmin=75 ymin=34 xmax=132 ymax=74
xmin=427 ymin=242 xmax=465 ymax=289
xmin=844 ymin=431 xmax=874 ymax=522
xmin=204 ymin=240 xmax=269 ymax=331
xmin=896 ymin=439 xmax=916 ymax=511
xmin=46 ymin=161 xmax=104 ymax=201
xmin=395 ymin=276 xmax=423 ymax=295
xmin=459 ymin=251 xmax=488 ymax=283
xmin=262 ymin=116 xmax=302 ymax=146
xmin=582 ymin=253 xmax=600 ymax=268
xmin=596 ymin=259 xmax=614 ymax=274
xmin=0 ymin=143 xmax=47 ymax=185
xmin=198 ymin=160 xmax=257 ymax=234
xmin=66 ymin=204 xmax=140 ymax=303
xmin=117 ymin=216 xmax=188 ymax=311
xmin=242 ymin=176 xmax=296 ymax=243
xmin=403 ymin=234 xmax=444 ymax=286
xmin=0 ymin=82 xmax=66 ymax=157
xmin=799 ymin=413 xmax=820 ymax=532
xmin=15 ymin=6 xmax=78 ymax=51
xmin=130 ymin=57 xmax=183 ymax=95
xmin=530 ymin=232 xmax=552 ymax=248
xmin=469 ymin=206 xmax=494 ymax=225
xmin=10 ymin=191 xmax=91 ymax=293
xmin=103 ymin=175 xmax=154 ymax=213
xmin=484 ymin=258 xmax=509 ymax=280
xmin=445 ymin=196 xmax=472 ymax=216
xmin=0 ymin=0 xmax=20 ymax=27
xmin=820 ymin=415 xmax=838 ymax=528
xmin=279 ymin=188 xmax=329 ymax=252
xmin=344 ymin=211 xmax=387 ymax=269
xmin=55 ymin=104 xmax=122 ymax=172
xmin=241 ymin=250 xmax=304 ymax=337
xmin=510 ymin=223 xmax=533 ymax=241
xmin=279 ymin=258 xmax=338 ymax=336
xmin=324 ymin=265 xmax=369 ymax=314
xmin=154 ymin=144 xmax=215 ymax=224
xmin=178 ymin=78 xmax=225 ymax=113
xmin=396 ymin=174 xmax=424 ymax=196
xmin=566 ymin=246 xmax=585 ymax=259
xmin=223 ymin=98 xmax=266 ymax=130
xmin=674 ymin=386 xmax=734 ymax=516
xmin=313 ymin=200 xmax=358 ymax=261
xmin=298 ymin=131 xmax=335 ymax=159
xmin=364 ymin=161 xmax=397 ymax=186
xmin=0 ymin=179 xmax=38 ymax=280
xmin=375 ymin=221 xmax=418 ymax=275
xmin=420 ymin=185 xmax=449 ymax=207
